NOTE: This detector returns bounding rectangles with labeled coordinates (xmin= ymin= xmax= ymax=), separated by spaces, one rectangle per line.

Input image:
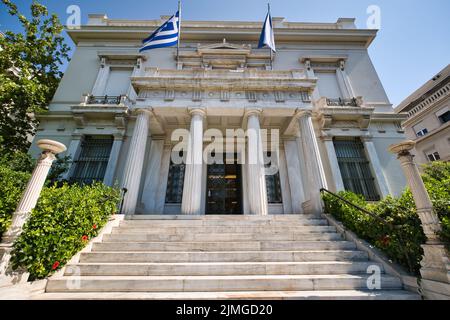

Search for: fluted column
xmin=297 ymin=110 xmax=327 ymax=214
xmin=121 ymin=109 xmax=152 ymax=215
xmin=1 ymin=139 xmax=66 ymax=280
xmin=181 ymin=108 xmax=206 ymax=215
xmin=389 ymin=141 xmax=450 ymax=295
xmin=245 ymin=108 xmax=268 ymax=215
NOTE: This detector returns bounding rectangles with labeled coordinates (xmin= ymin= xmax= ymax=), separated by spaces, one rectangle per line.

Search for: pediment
xmin=198 ymin=40 xmax=251 ymax=55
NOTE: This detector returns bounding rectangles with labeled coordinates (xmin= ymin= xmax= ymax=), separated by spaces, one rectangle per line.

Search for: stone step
xmin=91 ymin=240 xmax=356 ymax=252
xmin=38 ymin=290 xmax=421 ymax=300
xmin=64 ymin=261 xmax=383 ymax=276
xmin=45 ymin=274 xmax=403 ymax=292
xmin=102 ymin=232 xmax=343 ymax=242
xmin=80 ymin=250 xmax=369 ymax=263
xmin=119 ymin=219 xmax=329 ymax=227
xmin=125 ymin=214 xmax=322 ymax=221
xmin=112 ymin=225 xmax=337 ymax=234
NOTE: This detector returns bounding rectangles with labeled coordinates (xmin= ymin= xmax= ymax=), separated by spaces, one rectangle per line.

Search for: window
xmin=104 ymin=68 xmax=133 ymax=96
xmin=437 ymin=110 xmax=450 ymax=124
xmin=416 ymin=128 xmax=428 ymax=137
xmin=165 ymin=159 xmax=185 ymax=203
xmin=265 ymin=152 xmax=282 ymax=204
xmin=316 ymin=71 xmax=343 ymax=99
xmin=70 ymin=136 xmax=113 ymax=184
xmin=333 ymin=138 xmax=380 ymax=201
xmin=426 ymin=151 xmax=441 ymax=162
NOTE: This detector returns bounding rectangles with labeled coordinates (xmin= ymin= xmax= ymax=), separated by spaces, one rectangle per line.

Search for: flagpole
xmin=176 ymin=0 xmax=182 ymax=68
xmin=268 ymin=3 xmax=273 ymax=70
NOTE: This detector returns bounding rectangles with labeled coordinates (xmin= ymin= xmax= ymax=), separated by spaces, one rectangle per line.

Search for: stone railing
xmin=81 ymin=94 xmax=129 ymax=106
xmin=326 ymin=97 xmax=361 ymax=107
xmin=408 ymin=82 xmax=450 ymax=118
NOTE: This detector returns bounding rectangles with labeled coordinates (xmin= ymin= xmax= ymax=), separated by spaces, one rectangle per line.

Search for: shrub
xmin=0 ymin=165 xmax=31 ymax=239
xmin=421 ymin=161 xmax=450 ymax=248
xmin=322 ymin=190 xmax=425 ymax=274
xmin=10 ymin=182 xmax=120 ymax=280
xmin=322 ymin=161 xmax=449 ymax=275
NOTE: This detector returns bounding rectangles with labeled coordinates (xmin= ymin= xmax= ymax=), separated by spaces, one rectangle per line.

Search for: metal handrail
xmin=320 ymin=188 xmax=415 ymax=274
xmin=320 ymin=188 xmax=393 ymax=229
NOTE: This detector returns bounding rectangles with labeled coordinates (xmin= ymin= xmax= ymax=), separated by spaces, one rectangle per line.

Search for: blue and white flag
xmin=258 ymin=10 xmax=276 ymax=52
xmin=140 ymin=11 xmax=180 ymax=52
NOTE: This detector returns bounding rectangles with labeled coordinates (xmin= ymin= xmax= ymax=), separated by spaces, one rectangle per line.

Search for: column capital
xmin=133 ymin=108 xmax=153 ymax=117
xmin=36 ymin=139 xmax=67 ymax=155
xmin=188 ymin=108 xmax=206 ymax=118
xmin=71 ymin=133 xmax=83 ymax=140
xmin=295 ymin=108 xmax=313 ymax=119
xmin=113 ymin=132 xmax=125 ymax=141
xmin=359 ymin=135 xmax=374 ymax=143
xmin=244 ymin=108 xmax=263 ymax=118
xmin=388 ymin=140 xmax=416 ymax=156
xmin=320 ymin=135 xmax=334 ymax=142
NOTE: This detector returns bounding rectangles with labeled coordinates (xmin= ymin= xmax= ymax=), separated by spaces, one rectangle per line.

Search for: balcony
xmin=71 ymin=94 xmax=131 ymax=128
xmin=326 ymin=97 xmax=361 ymax=107
xmin=315 ymin=96 xmax=374 ymax=130
xmin=82 ymin=94 xmax=129 ymax=105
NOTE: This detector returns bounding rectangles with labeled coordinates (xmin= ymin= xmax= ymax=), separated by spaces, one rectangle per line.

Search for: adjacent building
xmin=29 ymin=14 xmax=408 ymax=215
xmin=395 ymin=64 xmax=450 ymax=164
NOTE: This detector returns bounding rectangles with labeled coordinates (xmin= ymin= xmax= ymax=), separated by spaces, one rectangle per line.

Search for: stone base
xmin=420 ymin=244 xmax=450 ymax=283
xmin=421 ymin=279 xmax=450 ymax=300
xmin=0 ymin=243 xmax=29 ymax=287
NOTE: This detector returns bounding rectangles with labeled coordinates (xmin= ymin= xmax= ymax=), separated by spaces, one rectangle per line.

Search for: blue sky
xmin=1 ymin=0 xmax=449 ymax=106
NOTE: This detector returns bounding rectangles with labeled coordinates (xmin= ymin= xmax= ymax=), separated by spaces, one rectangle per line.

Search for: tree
xmin=0 ymin=0 xmax=70 ymax=154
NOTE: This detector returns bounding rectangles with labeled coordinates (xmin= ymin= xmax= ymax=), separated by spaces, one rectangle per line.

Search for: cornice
xmin=131 ymin=69 xmax=316 ymax=92
xmin=67 ymin=27 xmax=376 ymax=48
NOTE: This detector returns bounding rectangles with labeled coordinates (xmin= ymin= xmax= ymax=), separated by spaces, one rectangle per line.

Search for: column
xmin=91 ymin=58 xmax=110 ymax=96
xmin=1 ymin=139 xmax=66 ymax=280
xmin=283 ymin=140 xmax=305 ymax=214
xmin=297 ymin=110 xmax=327 ymax=214
xmin=141 ymin=139 xmax=164 ymax=213
xmin=103 ymin=133 xmax=124 ymax=187
xmin=362 ymin=137 xmax=390 ymax=198
xmin=389 ymin=141 xmax=450 ymax=298
xmin=121 ymin=109 xmax=152 ymax=215
xmin=62 ymin=134 xmax=82 ymax=180
xmin=245 ymin=108 xmax=268 ymax=215
xmin=181 ymin=108 xmax=206 ymax=215
xmin=321 ymin=136 xmax=345 ymax=192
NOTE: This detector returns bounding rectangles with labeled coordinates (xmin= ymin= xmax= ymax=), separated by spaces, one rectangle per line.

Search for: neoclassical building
xmin=30 ymin=14 xmax=408 ymax=216
xmin=395 ymin=64 xmax=450 ymax=164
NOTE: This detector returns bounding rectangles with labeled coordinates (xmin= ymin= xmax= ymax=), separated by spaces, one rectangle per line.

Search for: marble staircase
xmin=42 ymin=215 xmax=420 ymax=300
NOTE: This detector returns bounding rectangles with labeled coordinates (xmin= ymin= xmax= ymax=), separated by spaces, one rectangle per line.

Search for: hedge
xmin=10 ymin=182 xmax=120 ymax=280
xmin=322 ymin=161 xmax=450 ymax=275
xmin=0 ymin=165 xmax=31 ymax=239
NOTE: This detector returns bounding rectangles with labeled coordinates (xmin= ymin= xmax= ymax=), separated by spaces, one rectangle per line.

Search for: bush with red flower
xmin=10 ymin=182 xmax=120 ymax=280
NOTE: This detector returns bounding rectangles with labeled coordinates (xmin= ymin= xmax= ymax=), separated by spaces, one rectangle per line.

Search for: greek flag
xmin=258 ymin=9 xmax=276 ymax=52
xmin=140 ymin=11 xmax=180 ymax=52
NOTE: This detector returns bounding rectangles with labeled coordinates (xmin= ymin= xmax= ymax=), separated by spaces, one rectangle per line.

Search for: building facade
xmin=395 ymin=64 xmax=450 ymax=164
xmin=29 ymin=14 xmax=408 ymax=215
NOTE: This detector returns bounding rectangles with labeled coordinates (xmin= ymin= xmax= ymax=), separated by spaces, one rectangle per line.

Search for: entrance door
xmin=206 ymin=156 xmax=242 ymax=215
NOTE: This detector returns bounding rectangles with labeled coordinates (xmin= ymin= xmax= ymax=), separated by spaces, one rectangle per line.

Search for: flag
xmin=140 ymin=11 xmax=180 ymax=52
xmin=258 ymin=9 xmax=276 ymax=52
